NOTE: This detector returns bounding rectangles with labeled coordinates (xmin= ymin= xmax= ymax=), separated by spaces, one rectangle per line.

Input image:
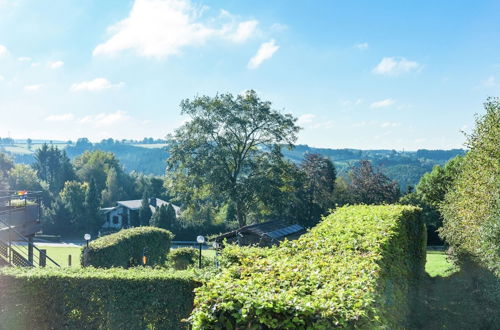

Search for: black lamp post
xmin=84 ymin=233 xmax=91 ymax=248
xmin=196 ymin=235 xmax=205 ymax=268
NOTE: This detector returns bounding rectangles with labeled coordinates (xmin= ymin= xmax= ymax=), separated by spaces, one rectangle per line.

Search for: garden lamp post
xmin=196 ymin=235 xmax=205 ymax=268
xmin=84 ymin=233 xmax=91 ymax=248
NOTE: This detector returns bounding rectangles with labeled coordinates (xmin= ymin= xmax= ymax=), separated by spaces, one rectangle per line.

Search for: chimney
xmin=149 ymin=197 xmax=157 ymax=207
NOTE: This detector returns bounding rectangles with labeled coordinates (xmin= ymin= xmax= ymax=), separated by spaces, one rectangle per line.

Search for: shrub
xmin=170 ymin=247 xmax=198 ymax=270
xmin=191 ymin=205 xmax=426 ymax=329
xmin=81 ymin=226 xmax=173 ymax=268
xmin=440 ymin=98 xmax=500 ymax=276
xmin=0 ymin=267 xmax=200 ymax=329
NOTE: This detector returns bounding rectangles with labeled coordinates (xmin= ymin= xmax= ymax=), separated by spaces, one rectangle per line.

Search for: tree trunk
xmin=235 ymin=200 xmax=246 ymax=228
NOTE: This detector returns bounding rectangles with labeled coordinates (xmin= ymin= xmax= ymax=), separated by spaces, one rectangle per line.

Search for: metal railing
xmin=0 ymin=190 xmax=59 ymax=268
xmin=0 ymin=217 xmax=60 ymax=267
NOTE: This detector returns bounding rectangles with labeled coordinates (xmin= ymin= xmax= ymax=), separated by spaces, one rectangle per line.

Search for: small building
xmin=100 ymin=198 xmax=180 ymax=232
xmin=214 ymin=220 xmax=306 ymax=247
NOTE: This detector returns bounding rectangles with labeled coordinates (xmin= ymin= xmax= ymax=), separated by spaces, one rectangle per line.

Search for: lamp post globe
xmin=196 ymin=235 xmax=205 ymax=268
xmin=84 ymin=233 xmax=91 ymax=248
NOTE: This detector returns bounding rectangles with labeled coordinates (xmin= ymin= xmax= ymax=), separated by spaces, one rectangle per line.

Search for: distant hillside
xmin=1 ymin=141 xmax=465 ymax=191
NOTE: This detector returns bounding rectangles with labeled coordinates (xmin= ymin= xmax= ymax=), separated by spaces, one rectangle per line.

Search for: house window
xmin=112 ymin=216 xmax=119 ymax=224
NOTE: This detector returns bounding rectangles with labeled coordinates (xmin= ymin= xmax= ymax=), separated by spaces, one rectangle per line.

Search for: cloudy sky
xmin=0 ymin=0 xmax=499 ymax=149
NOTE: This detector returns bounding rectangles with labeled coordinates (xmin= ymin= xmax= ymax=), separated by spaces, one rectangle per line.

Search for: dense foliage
xmin=81 ymin=227 xmax=173 ymax=268
xmin=0 ymin=267 xmax=199 ymax=329
xmin=169 ymin=247 xmax=199 ymax=270
xmin=191 ymin=205 xmax=426 ymax=329
xmin=150 ymin=203 xmax=176 ymax=231
xmin=440 ymin=98 xmax=500 ymax=275
xmin=400 ymin=155 xmax=464 ymax=244
xmin=166 ymin=90 xmax=299 ymax=228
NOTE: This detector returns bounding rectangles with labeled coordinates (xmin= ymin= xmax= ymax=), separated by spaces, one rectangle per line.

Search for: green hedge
xmin=191 ymin=205 xmax=426 ymax=329
xmin=81 ymin=226 xmax=173 ymax=268
xmin=0 ymin=267 xmax=200 ymax=329
xmin=170 ymin=247 xmax=198 ymax=270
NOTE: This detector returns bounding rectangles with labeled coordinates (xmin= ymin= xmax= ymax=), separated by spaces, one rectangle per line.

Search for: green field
xmin=425 ymin=250 xmax=458 ymax=277
xmin=37 ymin=245 xmax=83 ymax=268
xmin=38 ymin=245 xmax=216 ymax=268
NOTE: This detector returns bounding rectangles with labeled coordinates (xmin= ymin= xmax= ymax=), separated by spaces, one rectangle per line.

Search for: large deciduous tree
xmin=166 ymin=91 xmax=299 ymax=228
xmin=348 ymin=160 xmax=400 ymax=204
xmin=300 ymin=153 xmax=336 ymax=227
xmin=440 ymin=98 xmax=500 ymax=275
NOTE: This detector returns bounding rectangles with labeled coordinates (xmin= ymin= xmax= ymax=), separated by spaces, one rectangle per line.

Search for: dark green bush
xmin=0 ymin=267 xmax=199 ymax=330
xmin=191 ymin=205 xmax=426 ymax=329
xmin=170 ymin=247 xmax=198 ymax=270
xmin=81 ymin=226 xmax=173 ymax=268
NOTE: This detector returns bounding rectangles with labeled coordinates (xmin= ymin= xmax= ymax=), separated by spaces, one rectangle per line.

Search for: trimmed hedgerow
xmin=191 ymin=205 xmax=426 ymax=329
xmin=170 ymin=247 xmax=199 ymax=270
xmin=81 ymin=226 xmax=173 ymax=268
xmin=0 ymin=267 xmax=200 ymax=330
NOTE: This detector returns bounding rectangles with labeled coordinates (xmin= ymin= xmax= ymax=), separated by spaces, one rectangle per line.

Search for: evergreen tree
xmin=85 ymin=178 xmax=102 ymax=235
xmin=130 ymin=210 xmax=140 ymax=227
xmin=149 ymin=203 xmax=176 ymax=230
xmin=149 ymin=205 xmax=164 ymax=228
xmin=164 ymin=203 xmax=177 ymax=230
xmin=43 ymin=198 xmax=72 ymax=235
xmin=101 ymin=168 xmax=124 ymax=206
xmin=0 ymin=153 xmax=13 ymax=191
xmin=139 ymin=193 xmax=152 ymax=226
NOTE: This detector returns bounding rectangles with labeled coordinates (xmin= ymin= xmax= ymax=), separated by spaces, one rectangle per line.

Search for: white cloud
xmin=483 ymin=76 xmax=497 ymax=87
xmin=24 ymin=84 xmax=42 ymax=92
xmin=18 ymin=56 xmax=31 ymax=62
xmin=0 ymin=45 xmax=6 ymax=57
xmin=71 ymin=78 xmax=124 ymax=92
xmin=48 ymin=60 xmax=64 ymax=69
xmin=80 ymin=111 xmax=130 ymax=127
xmin=355 ymin=42 xmax=369 ymax=50
xmin=0 ymin=74 xmax=4 ymax=81
xmin=247 ymin=39 xmax=279 ymax=69
xmin=341 ymin=98 xmax=363 ymax=107
xmin=380 ymin=121 xmax=400 ymax=128
xmin=297 ymin=114 xmax=333 ymax=129
xmin=352 ymin=121 xmax=368 ymax=127
xmin=45 ymin=113 xmax=75 ymax=122
xmin=226 ymin=20 xmax=258 ymax=43
xmin=93 ymin=0 xmax=259 ymax=58
xmin=297 ymin=113 xmax=315 ymax=126
xmin=31 ymin=62 xmax=40 ymax=67
xmin=370 ymin=98 xmax=395 ymax=108
xmin=312 ymin=121 xmax=334 ymax=129
xmin=372 ymin=57 xmax=420 ymax=76
xmin=270 ymin=23 xmax=287 ymax=32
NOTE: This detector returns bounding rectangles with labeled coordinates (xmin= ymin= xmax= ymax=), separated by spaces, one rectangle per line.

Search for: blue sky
xmin=0 ymin=0 xmax=499 ymax=149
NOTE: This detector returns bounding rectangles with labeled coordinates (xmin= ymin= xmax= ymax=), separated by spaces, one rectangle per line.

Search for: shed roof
xmin=215 ymin=220 xmax=306 ymax=242
xmin=117 ymin=198 xmax=180 ymax=214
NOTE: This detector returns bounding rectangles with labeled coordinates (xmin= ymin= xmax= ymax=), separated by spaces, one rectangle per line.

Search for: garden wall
xmin=0 ymin=267 xmax=200 ymax=329
xmin=191 ymin=204 xmax=426 ymax=329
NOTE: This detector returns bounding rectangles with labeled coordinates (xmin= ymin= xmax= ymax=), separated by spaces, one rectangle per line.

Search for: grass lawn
xmin=35 ymin=245 xmax=217 ymax=268
xmin=425 ymin=250 xmax=458 ymax=277
xmin=37 ymin=245 xmax=83 ymax=268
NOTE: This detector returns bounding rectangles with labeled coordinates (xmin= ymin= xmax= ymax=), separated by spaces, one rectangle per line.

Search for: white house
xmin=100 ymin=198 xmax=180 ymax=232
